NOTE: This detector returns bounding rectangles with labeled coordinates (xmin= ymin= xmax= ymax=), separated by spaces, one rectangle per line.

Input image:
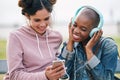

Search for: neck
xmin=30 ymin=26 xmax=47 ymax=36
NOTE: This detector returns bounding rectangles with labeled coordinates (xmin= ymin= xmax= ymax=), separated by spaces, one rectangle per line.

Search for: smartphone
xmin=52 ymin=60 xmax=65 ymax=69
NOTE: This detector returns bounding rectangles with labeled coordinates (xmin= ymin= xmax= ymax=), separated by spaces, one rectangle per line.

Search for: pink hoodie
xmin=4 ymin=25 xmax=63 ymax=80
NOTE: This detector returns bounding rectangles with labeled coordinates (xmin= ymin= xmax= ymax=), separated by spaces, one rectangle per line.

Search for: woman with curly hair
xmin=4 ymin=0 xmax=65 ymax=80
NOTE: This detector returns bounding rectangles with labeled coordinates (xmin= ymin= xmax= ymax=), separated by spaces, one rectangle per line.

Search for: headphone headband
xmin=72 ymin=6 xmax=104 ymax=29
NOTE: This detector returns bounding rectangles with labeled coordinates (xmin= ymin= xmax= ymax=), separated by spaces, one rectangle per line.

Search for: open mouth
xmin=73 ymin=34 xmax=80 ymax=41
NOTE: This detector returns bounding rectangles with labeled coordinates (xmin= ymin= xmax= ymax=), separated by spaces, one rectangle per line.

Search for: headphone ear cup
xmin=89 ymin=28 xmax=99 ymax=37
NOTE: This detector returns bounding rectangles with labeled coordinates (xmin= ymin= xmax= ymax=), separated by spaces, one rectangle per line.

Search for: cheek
xmin=30 ymin=20 xmax=37 ymax=26
xmin=82 ymin=33 xmax=90 ymax=40
xmin=46 ymin=22 xmax=49 ymax=26
xmin=46 ymin=20 xmax=50 ymax=26
xmin=79 ymin=31 xmax=89 ymax=39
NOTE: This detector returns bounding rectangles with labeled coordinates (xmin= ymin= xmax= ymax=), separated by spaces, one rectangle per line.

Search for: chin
xmin=73 ymin=39 xmax=81 ymax=42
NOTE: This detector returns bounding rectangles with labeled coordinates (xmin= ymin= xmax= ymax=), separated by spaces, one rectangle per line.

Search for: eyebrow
xmin=34 ymin=16 xmax=50 ymax=21
xmin=44 ymin=16 xmax=50 ymax=20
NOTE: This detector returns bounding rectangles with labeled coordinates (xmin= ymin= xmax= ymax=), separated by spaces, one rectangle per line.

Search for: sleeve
xmin=86 ymin=55 xmax=100 ymax=69
xmin=55 ymin=31 xmax=63 ymax=57
xmin=6 ymin=32 xmax=48 ymax=80
xmin=58 ymin=42 xmax=75 ymax=76
xmin=85 ymin=38 xmax=118 ymax=80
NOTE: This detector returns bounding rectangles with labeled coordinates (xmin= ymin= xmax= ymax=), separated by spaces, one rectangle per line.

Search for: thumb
xmin=46 ymin=66 xmax=52 ymax=71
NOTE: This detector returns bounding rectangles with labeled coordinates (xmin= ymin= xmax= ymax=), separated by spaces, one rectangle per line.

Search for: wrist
xmin=85 ymin=49 xmax=94 ymax=60
xmin=66 ymin=39 xmax=74 ymax=52
xmin=68 ymin=38 xmax=74 ymax=44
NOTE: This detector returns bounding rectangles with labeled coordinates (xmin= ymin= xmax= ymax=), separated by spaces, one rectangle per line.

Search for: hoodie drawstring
xmin=46 ymin=31 xmax=53 ymax=58
xmin=36 ymin=31 xmax=52 ymax=58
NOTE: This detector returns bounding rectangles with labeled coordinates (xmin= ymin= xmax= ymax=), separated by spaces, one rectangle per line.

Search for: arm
xmin=85 ymin=38 xmax=118 ymax=80
xmin=58 ymin=21 xmax=76 ymax=74
xmin=58 ymin=42 xmax=75 ymax=76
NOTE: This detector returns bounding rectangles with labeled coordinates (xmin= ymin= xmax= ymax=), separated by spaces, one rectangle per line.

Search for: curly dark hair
xmin=18 ymin=0 xmax=57 ymax=15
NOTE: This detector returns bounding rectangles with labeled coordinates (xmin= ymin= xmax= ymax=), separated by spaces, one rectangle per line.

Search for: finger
xmin=90 ymin=31 xmax=100 ymax=43
xmin=96 ymin=30 xmax=102 ymax=37
xmin=99 ymin=29 xmax=103 ymax=36
xmin=46 ymin=66 xmax=52 ymax=71
xmin=53 ymin=69 xmax=65 ymax=79
xmin=68 ymin=22 xmax=72 ymax=28
xmin=52 ymin=65 xmax=64 ymax=73
xmin=94 ymin=30 xmax=102 ymax=41
xmin=49 ymin=71 xmax=64 ymax=80
xmin=90 ymin=32 xmax=97 ymax=41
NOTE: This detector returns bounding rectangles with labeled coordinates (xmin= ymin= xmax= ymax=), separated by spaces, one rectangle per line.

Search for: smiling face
xmin=72 ymin=14 xmax=94 ymax=42
xmin=72 ymin=8 xmax=99 ymax=42
xmin=28 ymin=9 xmax=51 ymax=35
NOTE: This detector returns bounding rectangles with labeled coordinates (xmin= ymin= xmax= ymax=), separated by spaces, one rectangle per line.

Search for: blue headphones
xmin=72 ymin=6 xmax=104 ymax=37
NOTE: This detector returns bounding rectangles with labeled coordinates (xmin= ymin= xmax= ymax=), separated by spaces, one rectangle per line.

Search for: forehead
xmin=76 ymin=14 xmax=94 ymax=28
xmin=30 ymin=9 xmax=51 ymax=19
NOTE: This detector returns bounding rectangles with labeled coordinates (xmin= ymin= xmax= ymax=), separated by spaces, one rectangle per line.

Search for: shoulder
xmin=100 ymin=37 xmax=118 ymax=52
xmin=101 ymin=37 xmax=117 ymax=46
xmin=49 ymin=29 xmax=62 ymax=36
xmin=48 ymin=29 xmax=63 ymax=40
xmin=7 ymin=29 xmax=21 ymax=43
xmin=9 ymin=28 xmax=20 ymax=37
xmin=8 ymin=26 xmax=26 ymax=39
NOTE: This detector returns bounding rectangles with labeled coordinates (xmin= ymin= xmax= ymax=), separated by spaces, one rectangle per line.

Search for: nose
xmin=39 ymin=21 xmax=46 ymax=27
xmin=74 ymin=27 xmax=80 ymax=34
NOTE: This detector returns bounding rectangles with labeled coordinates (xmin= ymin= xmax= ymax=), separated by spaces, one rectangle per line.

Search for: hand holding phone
xmin=52 ymin=60 xmax=70 ymax=80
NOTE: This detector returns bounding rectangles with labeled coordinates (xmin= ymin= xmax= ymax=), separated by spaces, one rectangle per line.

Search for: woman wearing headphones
xmin=4 ymin=0 xmax=65 ymax=80
xmin=59 ymin=6 xmax=118 ymax=80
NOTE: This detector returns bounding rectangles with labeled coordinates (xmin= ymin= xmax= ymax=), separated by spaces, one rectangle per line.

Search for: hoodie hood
xmin=16 ymin=25 xmax=62 ymax=59
xmin=18 ymin=25 xmax=53 ymax=58
xmin=19 ymin=25 xmax=49 ymax=38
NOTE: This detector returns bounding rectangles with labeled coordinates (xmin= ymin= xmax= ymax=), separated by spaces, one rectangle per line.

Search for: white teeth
xmin=73 ymin=34 xmax=80 ymax=39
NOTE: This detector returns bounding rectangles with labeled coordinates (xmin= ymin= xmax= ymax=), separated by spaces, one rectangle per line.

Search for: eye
xmin=34 ymin=19 xmax=40 ymax=22
xmin=44 ymin=17 xmax=50 ymax=21
xmin=81 ymin=27 xmax=87 ymax=31
xmin=73 ymin=23 xmax=77 ymax=27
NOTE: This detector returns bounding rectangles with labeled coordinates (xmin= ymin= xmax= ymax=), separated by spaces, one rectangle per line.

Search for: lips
xmin=37 ymin=26 xmax=46 ymax=31
xmin=73 ymin=34 xmax=80 ymax=41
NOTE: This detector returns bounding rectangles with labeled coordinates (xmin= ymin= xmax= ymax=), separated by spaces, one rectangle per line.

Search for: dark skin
xmin=67 ymin=14 xmax=103 ymax=61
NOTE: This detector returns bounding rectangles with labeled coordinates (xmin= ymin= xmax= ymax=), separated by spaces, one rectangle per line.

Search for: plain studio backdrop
xmin=0 ymin=0 xmax=120 ymax=39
